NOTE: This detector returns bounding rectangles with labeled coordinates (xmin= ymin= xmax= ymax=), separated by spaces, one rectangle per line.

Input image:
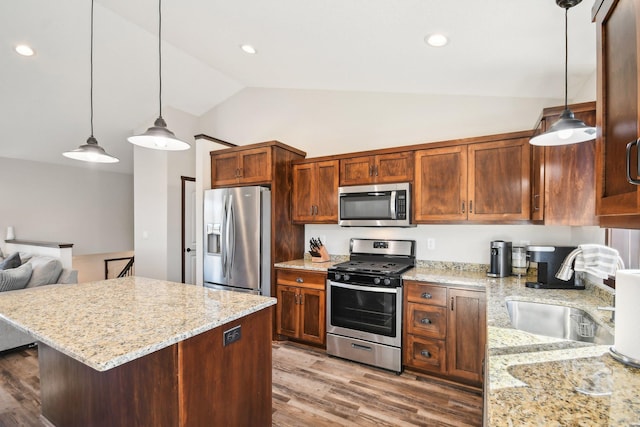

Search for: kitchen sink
xmin=505 ymin=300 xmax=614 ymax=345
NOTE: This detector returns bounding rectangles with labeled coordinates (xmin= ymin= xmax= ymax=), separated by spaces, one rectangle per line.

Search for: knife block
xmin=311 ymin=245 xmax=331 ymax=263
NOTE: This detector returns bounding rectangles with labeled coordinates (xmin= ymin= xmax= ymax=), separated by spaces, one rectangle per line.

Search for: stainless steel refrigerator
xmin=203 ymin=186 xmax=271 ymax=295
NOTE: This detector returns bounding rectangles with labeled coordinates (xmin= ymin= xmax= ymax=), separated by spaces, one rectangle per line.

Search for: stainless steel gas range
xmin=326 ymin=238 xmax=416 ymax=373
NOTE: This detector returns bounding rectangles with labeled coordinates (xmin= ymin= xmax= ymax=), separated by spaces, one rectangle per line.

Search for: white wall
xmin=0 ymin=157 xmax=133 ymax=256
xmin=197 ymin=87 xmax=604 ymax=263
xmin=133 ymin=107 xmax=197 ymax=281
xmin=198 ymin=87 xmax=568 ymax=157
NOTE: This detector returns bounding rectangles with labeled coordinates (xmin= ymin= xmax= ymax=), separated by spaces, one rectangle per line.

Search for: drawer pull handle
xmin=421 ymin=350 xmax=431 ymax=358
xmin=352 ymin=343 xmax=372 ymax=352
xmin=296 ymin=277 xmax=304 ymax=283
xmin=420 ymin=318 xmax=431 ymax=324
xmin=626 ymin=139 xmax=640 ymax=185
xmin=421 ymin=292 xmax=432 ymax=299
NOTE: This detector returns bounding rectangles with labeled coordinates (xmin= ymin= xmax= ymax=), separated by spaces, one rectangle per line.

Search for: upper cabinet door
xmin=340 ymin=156 xmax=375 ymax=186
xmin=595 ymin=0 xmax=640 ymax=219
xmin=468 ymin=138 xmax=530 ymax=221
xmin=237 ymin=147 xmax=272 ymax=184
xmin=314 ymin=160 xmax=339 ymax=222
xmin=414 ymin=146 xmax=468 ymax=222
xmin=292 ymin=160 xmax=339 ymax=224
xmin=211 ymin=152 xmax=241 ymax=187
xmin=374 ymin=153 xmax=414 ymax=184
xmin=292 ymin=163 xmax=315 ymax=222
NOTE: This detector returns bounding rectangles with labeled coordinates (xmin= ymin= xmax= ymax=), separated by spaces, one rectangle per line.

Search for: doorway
xmin=182 ymin=176 xmax=196 ymax=284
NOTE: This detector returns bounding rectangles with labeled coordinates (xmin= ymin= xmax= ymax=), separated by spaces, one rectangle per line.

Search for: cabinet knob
xmin=296 ymin=277 xmax=304 ymax=283
xmin=421 ymin=292 xmax=432 ymax=299
xmin=420 ymin=318 xmax=431 ymax=324
xmin=420 ymin=350 xmax=431 ymax=358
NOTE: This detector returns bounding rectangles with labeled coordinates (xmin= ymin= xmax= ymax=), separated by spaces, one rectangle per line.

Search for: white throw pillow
xmin=0 ymin=263 xmax=33 ymax=292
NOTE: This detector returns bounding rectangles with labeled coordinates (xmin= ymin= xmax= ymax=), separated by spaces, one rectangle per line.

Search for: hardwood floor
xmin=0 ymin=342 xmax=482 ymax=426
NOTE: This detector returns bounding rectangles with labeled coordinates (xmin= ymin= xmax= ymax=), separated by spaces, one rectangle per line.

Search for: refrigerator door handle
xmin=228 ymin=194 xmax=236 ymax=279
xmin=221 ymin=194 xmax=228 ymax=278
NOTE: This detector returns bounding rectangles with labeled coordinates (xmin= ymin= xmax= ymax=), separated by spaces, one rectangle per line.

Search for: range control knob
xmin=383 ymin=278 xmax=392 ymax=286
xmin=334 ymin=273 xmax=341 ymax=281
xmin=343 ymin=274 xmax=350 ymax=281
xmin=373 ymin=277 xmax=381 ymax=285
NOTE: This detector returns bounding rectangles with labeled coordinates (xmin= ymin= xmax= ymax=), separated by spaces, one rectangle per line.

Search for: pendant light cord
xmin=158 ymin=0 xmax=163 ymax=119
xmin=90 ymin=0 xmax=95 ymax=137
xmin=564 ymin=7 xmax=568 ymax=110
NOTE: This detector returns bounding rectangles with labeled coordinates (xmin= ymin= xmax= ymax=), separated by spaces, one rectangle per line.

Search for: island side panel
xmin=178 ymin=307 xmax=273 ymax=427
xmin=38 ymin=342 xmax=179 ymax=427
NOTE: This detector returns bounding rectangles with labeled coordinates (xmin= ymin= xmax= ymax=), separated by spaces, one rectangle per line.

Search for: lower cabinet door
xmin=300 ymin=288 xmax=325 ymax=345
xmin=404 ymin=334 xmax=446 ymax=374
xmin=276 ymin=285 xmax=299 ymax=338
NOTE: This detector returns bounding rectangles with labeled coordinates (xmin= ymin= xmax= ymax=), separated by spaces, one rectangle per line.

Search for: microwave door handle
xmin=389 ymin=190 xmax=397 ymax=219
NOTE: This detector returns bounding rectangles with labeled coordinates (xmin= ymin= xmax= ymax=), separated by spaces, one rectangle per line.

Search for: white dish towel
xmin=574 ymin=244 xmax=624 ymax=279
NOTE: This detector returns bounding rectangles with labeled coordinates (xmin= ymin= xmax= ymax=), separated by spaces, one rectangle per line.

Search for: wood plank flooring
xmin=0 ymin=342 xmax=482 ymax=426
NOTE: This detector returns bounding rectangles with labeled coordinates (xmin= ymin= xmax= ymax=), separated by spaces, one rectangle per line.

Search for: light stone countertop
xmin=275 ymin=259 xmax=640 ymax=425
xmin=0 ymin=276 xmax=276 ymax=372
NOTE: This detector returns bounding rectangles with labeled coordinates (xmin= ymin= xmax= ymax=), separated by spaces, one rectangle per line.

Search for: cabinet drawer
xmin=406 ymin=302 xmax=447 ymax=339
xmin=276 ymin=269 xmax=326 ymax=290
xmin=405 ymin=282 xmax=447 ymax=306
xmin=404 ymin=335 xmax=446 ymax=374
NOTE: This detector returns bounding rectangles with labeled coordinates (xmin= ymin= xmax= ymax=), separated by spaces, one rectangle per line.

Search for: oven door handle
xmin=328 ymin=280 xmax=399 ymax=294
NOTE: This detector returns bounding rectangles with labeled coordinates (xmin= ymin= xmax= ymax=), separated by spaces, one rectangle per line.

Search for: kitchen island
xmin=0 ymin=276 xmax=276 ymax=427
xmin=277 ymin=259 xmax=640 ymax=425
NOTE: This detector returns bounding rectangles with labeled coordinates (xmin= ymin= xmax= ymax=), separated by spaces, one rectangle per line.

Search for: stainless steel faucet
xmin=598 ymin=294 xmax=616 ymax=323
xmin=555 ymin=248 xmax=583 ymax=282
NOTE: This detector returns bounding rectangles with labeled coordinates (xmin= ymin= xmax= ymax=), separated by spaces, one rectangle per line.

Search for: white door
xmin=183 ymin=179 xmax=197 ymax=284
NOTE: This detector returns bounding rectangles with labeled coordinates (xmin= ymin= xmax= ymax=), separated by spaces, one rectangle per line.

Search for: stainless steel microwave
xmin=338 ymin=182 xmax=414 ymax=227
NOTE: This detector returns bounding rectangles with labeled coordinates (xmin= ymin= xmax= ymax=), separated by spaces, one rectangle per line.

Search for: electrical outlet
xmin=223 ymin=325 xmax=241 ymax=346
xmin=427 ymin=238 xmax=436 ymax=250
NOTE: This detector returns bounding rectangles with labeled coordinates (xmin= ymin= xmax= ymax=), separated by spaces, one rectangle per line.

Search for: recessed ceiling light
xmin=240 ymin=44 xmax=257 ymax=54
xmin=15 ymin=44 xmax=35 ymax=57
xmin=425 ymin=34 xmax=448 ymax=47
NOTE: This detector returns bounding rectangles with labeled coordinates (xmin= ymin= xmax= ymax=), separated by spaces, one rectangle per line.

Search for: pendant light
xmin=127 ymin=0 xmax=190 ymax=151
xmin=63 ymin=0 xmax=119 ymax=163
xmin=529 ymin=0 xmax=596 ymax=146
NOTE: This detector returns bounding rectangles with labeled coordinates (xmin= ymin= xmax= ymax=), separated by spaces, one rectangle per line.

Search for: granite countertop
xmin=277 ymin=259 xmax=640 ymax=425
xmin=0 ymin=276 xmax=276 ymax=371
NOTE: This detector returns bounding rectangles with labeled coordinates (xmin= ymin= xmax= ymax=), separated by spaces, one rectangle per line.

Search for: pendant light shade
xmin=128 ymin=0 xmax=190 ymax=151
xmin=63 ymin=0 xmax=119 ymax=163
xmin=530 ymin=0 xmax=596 ymax=146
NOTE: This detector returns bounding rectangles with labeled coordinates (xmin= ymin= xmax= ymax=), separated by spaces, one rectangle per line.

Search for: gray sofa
xmin=0 ymin=252 xmax=78 ymax=352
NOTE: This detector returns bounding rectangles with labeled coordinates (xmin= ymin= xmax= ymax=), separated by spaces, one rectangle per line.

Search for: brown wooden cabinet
xmin=340 ymin=152 xmax=414 ymax=186
xmin=530 ymin=102 xmax=598 ymax=225
xmin=292 ymin=160 xmax=339 ymax=223
xmin=594 ymin=0 xmax=640 ymax=227
xmin=414 ymin=132 xmax=531 ymax=223
xmin=275 ymin=268 xmax=326 ymax=346
xmin=211 ymin=147 xmax=272 ymax=187
xmin=403 ymin=280 xmax=485 ymax=387
xmin=447 ymin=288 xmax=486 ymax=384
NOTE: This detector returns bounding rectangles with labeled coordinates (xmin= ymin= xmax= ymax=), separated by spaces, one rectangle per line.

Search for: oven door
xmin=326 ymin=280 xmax=402 ymax=347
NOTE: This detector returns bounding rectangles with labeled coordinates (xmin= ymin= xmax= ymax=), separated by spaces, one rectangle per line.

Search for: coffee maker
xmin=487 ymin=240 xmax=512 ymax=277
xmin=525 ymin=245 xmax=584 ymax=289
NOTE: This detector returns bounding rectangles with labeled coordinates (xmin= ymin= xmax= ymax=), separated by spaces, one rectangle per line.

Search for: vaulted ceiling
xmin=1 ymin=0 xmax=597 ymax=173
